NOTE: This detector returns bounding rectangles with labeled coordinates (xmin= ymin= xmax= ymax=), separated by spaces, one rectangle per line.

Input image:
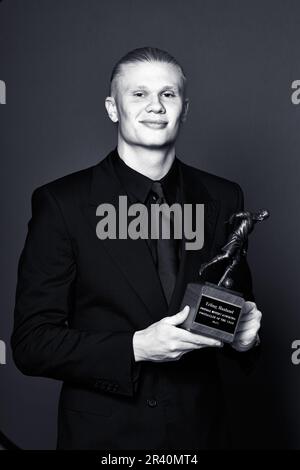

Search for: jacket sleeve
xmin=221 ymin=182 xmax=261 ymax=373
xmin=11 ymin=186 xmax=140 ymax=397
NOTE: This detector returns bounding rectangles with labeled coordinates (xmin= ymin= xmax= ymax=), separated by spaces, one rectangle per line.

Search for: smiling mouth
xmin=140 ymin=121 xmax=168 ymax=129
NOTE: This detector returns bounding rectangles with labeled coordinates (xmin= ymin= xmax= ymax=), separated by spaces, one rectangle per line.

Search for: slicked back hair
xmin=109 ymin=46 xmax=187 ymax=97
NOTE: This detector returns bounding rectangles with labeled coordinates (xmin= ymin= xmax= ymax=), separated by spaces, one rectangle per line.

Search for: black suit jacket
xmin=11 ymin=149 xmax=257 ymax=449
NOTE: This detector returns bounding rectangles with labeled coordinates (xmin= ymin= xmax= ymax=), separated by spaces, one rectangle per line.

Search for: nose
xmin=146 ymin=94 xmax=166 ymax=113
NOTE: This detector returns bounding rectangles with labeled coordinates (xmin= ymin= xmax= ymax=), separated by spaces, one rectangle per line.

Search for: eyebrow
xmin=129 ymin=85 xmax=180 ymax=92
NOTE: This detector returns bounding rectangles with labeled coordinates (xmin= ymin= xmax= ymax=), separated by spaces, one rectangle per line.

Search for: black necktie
xmin=150 ymin=181 xmax=178 ymax=304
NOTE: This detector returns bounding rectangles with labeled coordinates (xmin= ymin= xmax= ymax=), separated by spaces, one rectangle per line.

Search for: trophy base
xmin=180 ymin=282 xmax=245 ymax=344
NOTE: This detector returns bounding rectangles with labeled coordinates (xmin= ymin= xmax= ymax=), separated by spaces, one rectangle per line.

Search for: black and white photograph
xmin=0 ymin=0 xmax=299 ymax=456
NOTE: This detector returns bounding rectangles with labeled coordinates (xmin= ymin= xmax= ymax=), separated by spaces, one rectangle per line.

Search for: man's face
xmin=105 ymin=61 xmax=189 ymax=149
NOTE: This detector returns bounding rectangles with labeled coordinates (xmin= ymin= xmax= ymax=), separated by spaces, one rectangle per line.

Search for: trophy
xmin=180 ymin=209 xmax=269 ymax=343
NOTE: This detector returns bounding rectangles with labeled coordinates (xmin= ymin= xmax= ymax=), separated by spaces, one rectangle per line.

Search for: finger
xmin=173 ymin=325 xmax=223 ymax=345
xmin=238 ymin=310 xmax=261 ymax=323
xmin=242 ymin=301 xmax=257 ymax=314
xmin=236 ymin=318 xmax=260 ymax=333
xmin=233 ymin=334 xmax=258 ymax=350
xmin=239 ymin=310 xmax=261 ymax=322
xmin=234 ymin=329 xmax=260 ymax=343
xmin=173 ymin=339 xmax=223 ymax=353
xmin=172 ymin=342 xmax=206 ymax=353
xmin=164 ymin=305 xmax=190 ymax=326
xmin=171 ymin=326 xmax=223 ymax=347
xmin=185 ymin=333 xmax=223 ymax=348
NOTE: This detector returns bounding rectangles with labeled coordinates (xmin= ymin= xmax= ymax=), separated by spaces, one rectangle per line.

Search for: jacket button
xmin=147 ymin=398 xmax=158 ymax=408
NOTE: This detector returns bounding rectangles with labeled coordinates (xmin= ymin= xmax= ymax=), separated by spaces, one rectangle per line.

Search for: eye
xmin=133 ymin=92 xmax=145 ymax=97
xmin=162 ymin=92 xmax=175 ymax=98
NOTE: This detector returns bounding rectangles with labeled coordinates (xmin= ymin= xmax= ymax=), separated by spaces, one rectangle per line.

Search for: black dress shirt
xmin=111 ymin=148 xmax=182 ymax=269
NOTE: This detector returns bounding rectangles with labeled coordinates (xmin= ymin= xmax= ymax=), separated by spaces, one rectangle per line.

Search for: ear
xmin=105 ymin=96 xmax=119 ymax=123
xmin=180 ymin=98 xmax=189 ymax=123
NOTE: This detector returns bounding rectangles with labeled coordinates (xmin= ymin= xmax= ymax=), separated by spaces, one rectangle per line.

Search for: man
xmin=11 ymin=47 xmax=261 ymax=450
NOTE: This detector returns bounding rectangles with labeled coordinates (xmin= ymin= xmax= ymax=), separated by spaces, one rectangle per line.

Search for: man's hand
xmin=132 ymin=306 xmax=223 ymax=363
xmin=231 ymin=301 xmax=262 ymax=352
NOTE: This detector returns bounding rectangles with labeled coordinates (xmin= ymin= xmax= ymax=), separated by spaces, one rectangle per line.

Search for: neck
xmin=117 ymin=141 xmax=176 ymax=180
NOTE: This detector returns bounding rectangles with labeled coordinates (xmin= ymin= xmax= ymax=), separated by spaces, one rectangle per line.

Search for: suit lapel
xmin=85 ymin=152 xmax=168 ymax=323
xmin=168 ymin=160 xmax=220 ymax=314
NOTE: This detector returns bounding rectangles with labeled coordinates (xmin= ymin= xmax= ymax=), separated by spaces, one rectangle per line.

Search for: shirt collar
xmin=112 ymin=147 xmax=179 ymax=204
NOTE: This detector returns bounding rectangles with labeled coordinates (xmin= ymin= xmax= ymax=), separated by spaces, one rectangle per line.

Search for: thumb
xmin=164 ymin=305 xmax=190 ymax=326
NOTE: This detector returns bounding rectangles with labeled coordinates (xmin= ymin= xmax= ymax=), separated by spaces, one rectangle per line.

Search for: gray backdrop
xmin=0 ymin=0 xmax=299 ymax=449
